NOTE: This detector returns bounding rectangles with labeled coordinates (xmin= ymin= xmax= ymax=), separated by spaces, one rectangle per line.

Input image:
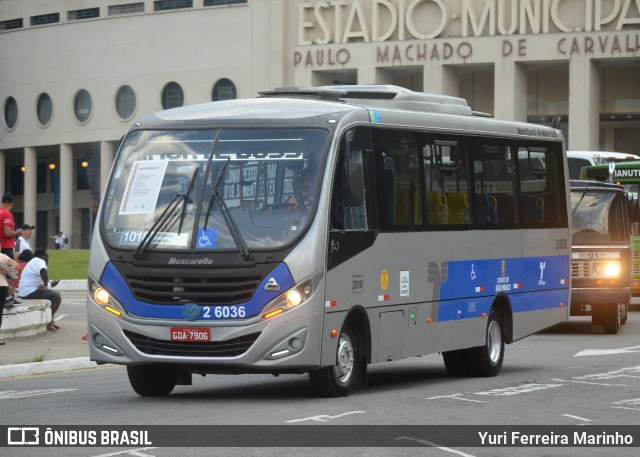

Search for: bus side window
xmin=330 ymin=129 xmax=369 ymax=231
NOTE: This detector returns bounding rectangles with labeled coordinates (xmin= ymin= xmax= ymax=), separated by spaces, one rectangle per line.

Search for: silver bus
xmin=87 ymin=85 xmax=571 ymax=397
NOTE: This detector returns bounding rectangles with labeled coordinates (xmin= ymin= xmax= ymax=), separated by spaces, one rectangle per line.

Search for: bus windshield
xmin=102 ymin=128 xmax=329 ymax=252
xmin=571 ymin=190 xmax=625 ymax=244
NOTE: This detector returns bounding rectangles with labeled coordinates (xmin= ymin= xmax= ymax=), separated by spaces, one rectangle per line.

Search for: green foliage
xmin=46 ymin=249 xmax=89 ymax=280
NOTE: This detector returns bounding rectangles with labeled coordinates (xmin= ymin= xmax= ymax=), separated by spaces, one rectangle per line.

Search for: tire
xmin=309 ymin=326 xmax=359 ymax=397
xmin=620 ymin=302 xmax=629 ymax=325
xmin=127 ymin=364 xmax=179 ymax=397
xmin=602 ymin=303 xmax=621 ymax=334
xmin=443 ymin=349 xmax=471 ymax=377
xmin=467 ymin=311 xmax=505 ymax=377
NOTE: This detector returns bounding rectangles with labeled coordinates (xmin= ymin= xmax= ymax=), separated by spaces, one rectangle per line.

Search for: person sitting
xmin=10 ymin=249 xmax=34 ymax=298
xmin=18 ymin=248 xmax=61 ymax=331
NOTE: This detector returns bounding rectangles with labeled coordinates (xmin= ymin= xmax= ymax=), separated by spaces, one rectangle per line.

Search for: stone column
xmin=569 ymin=57 xmax=600 ymax=151
xmin=60 ymin=144 xmax=74 ymax=246
xmin=23 ymin=147 xmax=37 ymax=227
xmin=423 ymin=64 xmax=459 ymax=96
xmin=494 ymin=61 xmax=527 ymax=122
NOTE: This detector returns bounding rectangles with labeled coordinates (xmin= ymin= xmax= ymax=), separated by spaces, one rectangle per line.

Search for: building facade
xmin=2 ymin=0 xmax=640 ymax=247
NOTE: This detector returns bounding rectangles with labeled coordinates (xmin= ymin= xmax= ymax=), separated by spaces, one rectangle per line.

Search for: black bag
xmin=64 ymin=236 xmax=68 ymax=245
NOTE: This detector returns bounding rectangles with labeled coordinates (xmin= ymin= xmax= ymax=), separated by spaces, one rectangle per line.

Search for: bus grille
xmin=634 ymin=263 xmax=640 ymax=275
xmin=112 ymin=263 xmax=267 ymax=306
xmin=124 ymin=330 xmax=260 ymax=357
xmin=571 ymin=261 xmax=589 ymax=278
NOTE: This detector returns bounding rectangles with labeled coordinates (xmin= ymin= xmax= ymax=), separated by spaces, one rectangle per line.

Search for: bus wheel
xmin=127 ymin=364 xmax=179 ymax=396
xmin=602 ymin=303 xmax=621 ymax=334
xmin=467 ymin=311 xmax=505 ymax=377
xmin=442 ymin=350 xmax=471 ymax=377
xmin=309 ymin=327 xmax=358 ymax=397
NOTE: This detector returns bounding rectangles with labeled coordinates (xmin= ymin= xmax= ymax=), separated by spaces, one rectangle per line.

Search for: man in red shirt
xmin=0 ymin=193 xmax=24 ymax=305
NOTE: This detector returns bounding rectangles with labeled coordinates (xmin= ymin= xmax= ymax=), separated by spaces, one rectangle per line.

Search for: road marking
xmin=563 ymin=414 xmax=593 ymax=422
xmin=574 ymin=345 xmax=640 ymax=357
xmin=55 ymin=314 xmax=68 ymax=321
xmin=92 ymin=448 xmax=157 ymax=457
xmin=286 ymin=410 xmax=365 ymax=423
xmin=426 ymin=393 xmax=485 ymax=403
xmin=549 ymin=378 xmax=627 ymax=387
xmin=475 ymin=383 xmax=563 ymax=396
xmin=395 ymin=436 xmax=476 ymax=456
xmin=0 ymin=389 xmax=77 ymax=399
xmin=611 ymin=406 xmax=640 ymax=412
xmin=574 ymin=365 xmax=640 ymax=381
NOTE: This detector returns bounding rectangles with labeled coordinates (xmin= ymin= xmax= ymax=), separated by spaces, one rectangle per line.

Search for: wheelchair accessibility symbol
xmin=197 ymin=228 xmax=218 ymax=249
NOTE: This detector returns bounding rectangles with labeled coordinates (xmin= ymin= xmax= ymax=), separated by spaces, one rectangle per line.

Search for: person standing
xmin=18 ymin=248 xmax=61 ymax=332
xmin=0 ymin=251 xmax=19 ymax=345
xmin=0 ymin=193 xmax=24 ymax=306
xmin=51 ymin=231 xmax=68 ymax=250
xmin=15 ymin=224 xmax=34 ymax=260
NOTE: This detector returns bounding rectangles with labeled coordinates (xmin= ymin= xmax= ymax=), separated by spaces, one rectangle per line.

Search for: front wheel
xmin=127 ymin=364 xmax=179 ymax=397
xmin=309 ymin=326 xmax=359 ymax=397
xmin=602 ymin=303 xmax=621 ymax=334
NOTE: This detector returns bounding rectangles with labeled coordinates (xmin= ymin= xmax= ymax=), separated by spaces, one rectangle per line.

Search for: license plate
xmin=170 ymin=327 xmax=210 ymax=342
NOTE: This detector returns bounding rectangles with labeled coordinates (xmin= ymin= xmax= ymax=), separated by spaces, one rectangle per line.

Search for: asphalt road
xmin=2 ymin=307 xmax=640 ymax=457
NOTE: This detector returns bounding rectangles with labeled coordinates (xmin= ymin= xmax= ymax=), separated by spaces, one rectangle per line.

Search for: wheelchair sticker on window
xmin=196 ymin=228 xmax=218 ymax=249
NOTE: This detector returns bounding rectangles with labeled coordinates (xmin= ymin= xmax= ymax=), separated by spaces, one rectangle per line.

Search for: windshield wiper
xmin=178 ymin=166 xmax=200 ymax=233
xmin=203 ymin=158 xmax=252 ymax=260
xmin=133 ymin=166 xmax=200 ymax=260
xmin=572 ymin=187 xmax=589 ymax=216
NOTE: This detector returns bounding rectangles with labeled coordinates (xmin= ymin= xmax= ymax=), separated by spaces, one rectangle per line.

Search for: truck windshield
xmin=102 ymin=128 xmax=329 ymax=252
xmin=570 ymin=190 xmax=625 ymax=244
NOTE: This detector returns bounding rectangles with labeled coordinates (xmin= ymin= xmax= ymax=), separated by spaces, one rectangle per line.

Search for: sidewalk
xmin=0 ymin=280 xmax=100 ymax=379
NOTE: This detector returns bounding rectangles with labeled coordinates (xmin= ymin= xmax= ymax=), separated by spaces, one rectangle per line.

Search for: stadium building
xmin=1 ymin=0 xmax=639 ymax=247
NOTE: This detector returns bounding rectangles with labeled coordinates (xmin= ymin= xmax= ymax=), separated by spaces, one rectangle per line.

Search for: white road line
xmin=563 ymin=414 xmax=593 ymax=422
xmin=611 ymin=406 xmax=640 ymax=412
xmin=426 ymin=393 xmax=485 ymax=403
xmin=286 ymin=410 xmax=366 ymax=423
xmin=395 ymin=436 xmax=476 ymax=457
xmin=0 ymin=389 xmax=78 ymax=399
xmin=55 ymin=314 xmax=68 ymax=321
xmin=549 ymin=378 xmax=627 ymax=387
xmin=91 ymin=448 xmax=157 ymax=457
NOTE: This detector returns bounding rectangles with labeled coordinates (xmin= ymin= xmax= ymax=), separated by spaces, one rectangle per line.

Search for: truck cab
xmin=570 ymin=180 xmax=632 ymax=333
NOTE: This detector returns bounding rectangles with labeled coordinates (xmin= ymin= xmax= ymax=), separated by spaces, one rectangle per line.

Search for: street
xmin=2 ymin=303 xmax=640 ymax=457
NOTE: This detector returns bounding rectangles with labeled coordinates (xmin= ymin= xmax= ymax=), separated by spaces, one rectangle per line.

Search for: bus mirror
xmin=343 ymin=162 xmax=364 ymax=206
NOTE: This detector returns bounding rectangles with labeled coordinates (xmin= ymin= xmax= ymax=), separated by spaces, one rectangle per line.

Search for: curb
xmin=0 ymin=357 xmax=108 ymax=379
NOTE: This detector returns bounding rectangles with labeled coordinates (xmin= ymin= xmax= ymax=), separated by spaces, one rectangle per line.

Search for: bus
xmin=569 ymin=180 xmax=632 ymax=333
xmin=581 ymin=161 xmax=640 ymax=297
xmin=87 ymin=85 xmax=571 ymax=397
xmin=566 ymin=151 xmax=640 ymax=180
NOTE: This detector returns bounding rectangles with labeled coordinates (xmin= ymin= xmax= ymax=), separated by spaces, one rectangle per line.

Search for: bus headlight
xmin=593 ymin=261 xmax=620 ymax=278
xmin=89 ymin=279 xmax=125 ymax=318
xmin=262 ymin=271 xmax=322 ymax=320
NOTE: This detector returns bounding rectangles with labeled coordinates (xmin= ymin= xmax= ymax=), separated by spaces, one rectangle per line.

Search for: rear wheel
xmin=467 ymin=311 xmax=505 ymax=377
xmin=443 ymin=311 xmax=505 ymax=378
xmin=127 ymin=364 xmax=179 ymax=396
xmin=602 ymin=303 xmax=621 ymax=334
xmin=309 ymin=326 xmax=359 ymax=397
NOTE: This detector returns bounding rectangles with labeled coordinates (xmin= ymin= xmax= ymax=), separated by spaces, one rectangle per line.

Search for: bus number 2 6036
xmin=202 ymin=306 xmax=247 ymax=319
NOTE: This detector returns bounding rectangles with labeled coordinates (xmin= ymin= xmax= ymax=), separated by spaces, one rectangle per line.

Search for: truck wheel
xmin=127 ymin=364 xmax=179 ymax=396
xmin=309 ymin=326 xmax=359 ymax=397
xmin=620 ymin=302 xmax=629 ymax=325
xmin=602 ymin=303 xmax=621 ymax=334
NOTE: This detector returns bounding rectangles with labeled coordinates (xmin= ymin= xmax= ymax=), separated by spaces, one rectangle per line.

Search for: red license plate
xmin=170 ymin=327 xmax=210 ymax=342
